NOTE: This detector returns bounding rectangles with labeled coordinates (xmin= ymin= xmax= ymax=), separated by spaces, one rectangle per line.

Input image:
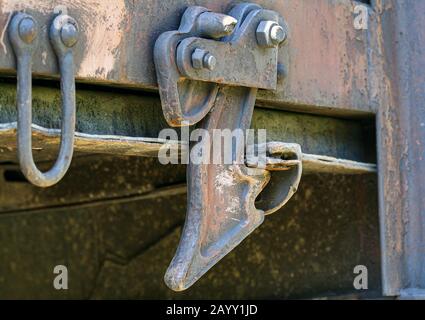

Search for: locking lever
xmin=9 ymin=13 xmax=78 ymax=187
xmin=155 ymin=3 xmax=298 ymax=291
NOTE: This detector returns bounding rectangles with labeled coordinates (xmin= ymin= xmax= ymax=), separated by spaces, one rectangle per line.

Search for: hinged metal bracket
xmin=8 ymin=12 xmax=78 ymax=187
xmin=154 ymin=3 xmax=298 ymax=291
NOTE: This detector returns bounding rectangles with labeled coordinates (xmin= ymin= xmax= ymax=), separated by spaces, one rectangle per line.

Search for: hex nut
xmin=192 ymin=48 xmax=206 ymax=69
xmin=256 ymin=20 xmax=287 ymax=47
xmin=192 ymin=48 xmax=216 ymax=71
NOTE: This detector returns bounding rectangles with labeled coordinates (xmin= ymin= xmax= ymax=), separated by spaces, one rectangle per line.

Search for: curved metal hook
xmin=9 ymin=13 xmax=78 ymax=187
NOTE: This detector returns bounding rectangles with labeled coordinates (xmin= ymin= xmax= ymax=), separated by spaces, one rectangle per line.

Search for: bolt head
xmin=203 ymin=53 xmax=216 ymax=71
xmin=60 ymin=23 xmax=78 ymax=47
xmin=18 ymin=17 xmax=37 ymax=44
xmin=192 ymin=48 xmax=207 ymax=69
xmin=256 ymin=20 xmax=287 ymax=48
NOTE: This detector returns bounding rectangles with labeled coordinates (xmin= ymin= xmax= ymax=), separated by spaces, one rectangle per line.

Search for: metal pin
xmin=198 ymin=12 xmax=238 ymax=39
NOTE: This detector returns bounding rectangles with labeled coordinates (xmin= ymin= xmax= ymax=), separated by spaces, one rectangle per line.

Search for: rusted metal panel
xmin=374 ymin=0 xmax=425 ymax=297
xmin=0 ymin=0 xmax=373 ymax=114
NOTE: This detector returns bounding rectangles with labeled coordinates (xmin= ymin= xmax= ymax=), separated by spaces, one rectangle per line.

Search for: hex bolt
xmin=18 ymin=17 xmax=37 ymax=44
xmin=60 ymin=23 xmax=78 ymax=48
xmin=192 ymin=48 xmax=216 ymax=71
xmin=256 ymin=20 xmax=287 ymax=48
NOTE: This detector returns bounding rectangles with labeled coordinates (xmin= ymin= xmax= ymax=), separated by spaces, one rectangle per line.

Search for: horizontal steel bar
xmin=0 ymin=122 xmax=376 ymax=174
xmin=302 ymin=153 xmax=376 ymax=174
xmin=0 ymin=82 xmax=376 ymax=164
xmin=0 ymin=0 xmax=376 ymax=115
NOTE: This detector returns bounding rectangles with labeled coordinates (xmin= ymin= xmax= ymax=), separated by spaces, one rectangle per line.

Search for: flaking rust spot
xmin=214 ymin=166 xmax=236 ymax=194
xmin=0 ymin=0 xmax=51 ymax=55
xmin=0 ymin=0 xmax=52 ymax=14
xmin=213 ymin=166 xmax=242 ymax=216
xmin=1 ymin=0 xmax=125 ymax=77
xmin=225 ymin=196 xmax=240 ymax=216
xmin=77 ymin=0 xmax=126 ymax=78
xmin=41 ymin=51 xmax=47 ymax=65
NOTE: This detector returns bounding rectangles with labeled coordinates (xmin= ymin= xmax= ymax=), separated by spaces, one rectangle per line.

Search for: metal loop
xmin=9 ymin=13 xmax=78 ymax=187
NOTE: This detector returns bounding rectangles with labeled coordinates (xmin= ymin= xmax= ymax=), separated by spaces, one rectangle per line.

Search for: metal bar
xmin=0 ymin=83 xmax=375 ymax=163
xmin=0 ymin=0 xmax=375 ymax=115
xmin=0 ymin=122 xmax=376 ymax=175
xmin=8 ymin=13 xmax=78 ymax=187
xmin=374 ymin=0 xmax=425 ymax=297
xmin=302 ymin=154 xmax=376 ymax=175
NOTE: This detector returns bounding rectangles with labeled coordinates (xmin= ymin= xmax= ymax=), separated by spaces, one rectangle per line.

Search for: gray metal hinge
xmin=154 ymin=3 xmax=299 ymax=291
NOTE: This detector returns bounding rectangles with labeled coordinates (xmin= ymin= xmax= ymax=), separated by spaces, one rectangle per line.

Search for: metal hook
xmin=9 ymin=13 xmax=78 ymax=187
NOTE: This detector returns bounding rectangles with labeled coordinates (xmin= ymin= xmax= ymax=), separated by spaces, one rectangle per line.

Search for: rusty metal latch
xmin=9 ymin=13 xmax=78 ymax=187
xmin=154 ymin=3 xmax=301 ymax=291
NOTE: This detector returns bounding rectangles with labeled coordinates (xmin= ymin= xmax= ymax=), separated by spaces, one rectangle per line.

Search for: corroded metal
xmin=8 ymin=13 xmax=78 ymax=187
xmin=256 ymin=20 xmax=287 ymax=47
xmin=154 ymin=3 xmax=282 ymax=127
xmin=373 ymin=0 xmax=425 ymax=298
xmin=0 ymin=122 xmax=377 ymax=175
xmin=155 ymin=3 xmax=302 ymax=291
xmin=153 ymin=6 xmax=220 ymax=127
xmin=247 ymin=142 xmax=302 ymax=215
xmin=175 ymin=8 xmax=283 ymax=90
xmin=0 ymin=0 xmax=373 ymax=115
xmin=2 ymin=0 xmax=421 ymax=299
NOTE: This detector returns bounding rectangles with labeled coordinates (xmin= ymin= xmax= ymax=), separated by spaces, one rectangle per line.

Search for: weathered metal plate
xmin=0 ymin=122 xmax=179 ymax=159
xmin=0 ymin=0 xmax=373 ymax=115
xmin=373 ymin=0 xmax=425 ymax=297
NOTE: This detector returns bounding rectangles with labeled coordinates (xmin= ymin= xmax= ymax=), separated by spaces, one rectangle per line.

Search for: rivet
xmin=18 ymin=17 xmax=37 ymax=44
xmin=60 ymin=23 xmax=78 ymax=48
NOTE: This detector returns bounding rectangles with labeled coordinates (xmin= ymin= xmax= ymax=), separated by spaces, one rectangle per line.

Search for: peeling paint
xmin=76 ymin=0 xmax=126 ymax=78
xmin=214 ymin=167 xmax=236 ymax=195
